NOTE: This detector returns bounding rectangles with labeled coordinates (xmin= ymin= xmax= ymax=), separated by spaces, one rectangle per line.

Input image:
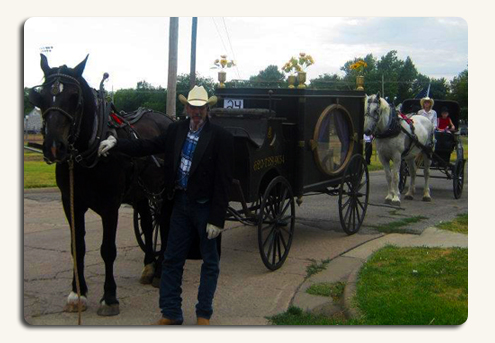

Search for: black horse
xmin=29 ymin=54 xmax=172 ymax=316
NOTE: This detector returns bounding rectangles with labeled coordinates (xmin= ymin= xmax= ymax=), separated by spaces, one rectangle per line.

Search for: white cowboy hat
xmin=420 ymin=97 xmax=434 ymax=108
xmin=178 ymin=86 xmax=217 ymax=107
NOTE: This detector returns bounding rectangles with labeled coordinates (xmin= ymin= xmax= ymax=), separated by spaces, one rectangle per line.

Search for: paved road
xmin=23 ymin=164 xmax=468 ymax=325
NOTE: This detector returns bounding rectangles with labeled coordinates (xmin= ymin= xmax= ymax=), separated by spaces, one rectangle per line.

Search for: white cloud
xmin=24 ymin=17 xmax=468 ymax=90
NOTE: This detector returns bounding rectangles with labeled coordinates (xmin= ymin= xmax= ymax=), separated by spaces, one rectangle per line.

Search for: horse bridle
xmin=35 ymin=71 xmax=85 ymax=147
xmin=365 ymin=98 xmax=381 ymax=135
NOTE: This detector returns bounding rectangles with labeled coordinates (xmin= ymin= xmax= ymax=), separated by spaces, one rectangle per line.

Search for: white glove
xmin=206 ymin=223 xmax=222 ymax=240
xmin=98 ymin=135 xmax=117 ymax=157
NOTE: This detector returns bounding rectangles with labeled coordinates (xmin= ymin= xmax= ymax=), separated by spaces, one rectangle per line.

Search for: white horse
xmin=364 ymin=93 xmax=433 ymax=206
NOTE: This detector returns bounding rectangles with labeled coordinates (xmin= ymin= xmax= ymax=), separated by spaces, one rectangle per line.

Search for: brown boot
xmin=197 ymin=317 xmax=210 ymax=325
xmin=154 ymin=317 xmax=183 ymax=325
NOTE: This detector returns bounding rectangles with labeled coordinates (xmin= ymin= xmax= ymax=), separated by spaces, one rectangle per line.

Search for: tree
xmin=449 ymin=69 xmax=468 ymax=122
xmin=114 ymin=81 xmax=166 ymax=113
xmin=397 ymin=57 xmax=418 ymax=102
xmin=24 ymin=87 xmax=34 ymax=116
xmin=248 ymin=65 xmax=285 ymax=88
xmin=309 ymin=73 xmax=348 ymax=91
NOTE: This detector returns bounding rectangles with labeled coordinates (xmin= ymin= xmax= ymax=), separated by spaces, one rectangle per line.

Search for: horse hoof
xmin=139 ymin=263 xmax=155 ymax=285
xmin=404 ymin=195 xmax=414 ymax=200
xmin=391 ymin=200 xmax=401 ymax=207
xmin=151 ymin=277 xmax=161 ymax=289
xmin=384 ymin=199 xmax=392 ymax=205
xmin=64 ymin=292 xmax=88 ymax=312
xmin=422 ymin=197 xmax=432 ymax=202
xmin=97 ymin=301 xmax=120 ymax=316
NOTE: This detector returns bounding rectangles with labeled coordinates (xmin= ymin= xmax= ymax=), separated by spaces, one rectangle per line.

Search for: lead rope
xmin=69 ymin=159 xmax=83 ymax=325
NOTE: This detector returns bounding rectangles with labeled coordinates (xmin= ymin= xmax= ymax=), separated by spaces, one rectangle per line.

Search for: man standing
xmin=98 ymin=86 xmax=234 ymax=325
xmin=364 ymin=133 xmax=373 ymax=165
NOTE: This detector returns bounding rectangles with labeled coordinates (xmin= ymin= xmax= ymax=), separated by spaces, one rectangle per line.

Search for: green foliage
xmin=448 ymin=69 xmax=468 ymax=122
xmin=24 ymin=87 xmax=35 ymax=117
xmin=309 ymin=73 xmax=349 ymax=91
xmin=248 ymin=65 xmax=285 ymax=88
xmin=113 ymin=81 xmax=166 ymax=113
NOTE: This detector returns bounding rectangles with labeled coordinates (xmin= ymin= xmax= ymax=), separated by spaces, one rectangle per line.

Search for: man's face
xmin=187 ymin=104 xmax=207 ymax=125
xmin=424 ymin=101 xmax=432 ymax=110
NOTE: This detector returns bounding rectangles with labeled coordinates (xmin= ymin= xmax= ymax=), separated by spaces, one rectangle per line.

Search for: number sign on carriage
xmin=224 ymin=98 xmax=244 ymax=109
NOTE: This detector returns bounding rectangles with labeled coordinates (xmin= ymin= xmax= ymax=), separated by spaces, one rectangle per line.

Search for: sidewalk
xmin=290 ymin=227 xmax=468 ymax=319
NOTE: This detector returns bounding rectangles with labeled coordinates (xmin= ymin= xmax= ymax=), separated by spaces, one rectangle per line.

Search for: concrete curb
xmin=342 ymin=260 xmax=363 ymax=320
xmin=291 ymin=227 xmax=468 ymax=320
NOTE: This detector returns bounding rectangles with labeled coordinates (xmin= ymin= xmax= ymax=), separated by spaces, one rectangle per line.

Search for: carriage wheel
xmin=453 ymin=159 xmax=465 ymax=199
xmin=339 ymin=154 xmax=369 ymax=235
xmin=133 ymin=199 xmax=163 ymax=257
xmin=398 ymin=159 xmax=409 ymax=193
xmin=258 ymin=176 xmax=295 ymax=271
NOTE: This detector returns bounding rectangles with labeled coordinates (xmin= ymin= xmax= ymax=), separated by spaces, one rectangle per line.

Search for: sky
xmin=23 ymin=17 xmax=468 ymax=91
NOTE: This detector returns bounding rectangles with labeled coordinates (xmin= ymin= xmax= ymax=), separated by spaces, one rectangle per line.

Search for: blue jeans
xmin=159 ymin=191 xmax=220 ymax=321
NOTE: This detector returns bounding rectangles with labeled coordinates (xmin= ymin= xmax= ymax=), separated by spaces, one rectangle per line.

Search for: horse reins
xmin=68 ymin=159 xmax=83 ymax=325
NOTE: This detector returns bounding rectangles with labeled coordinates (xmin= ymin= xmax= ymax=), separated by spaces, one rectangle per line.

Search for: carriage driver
xmin=417 ymin=97 xmax=437 ymax=146
xmin=98 ymin=86 xmax=234 ymax=325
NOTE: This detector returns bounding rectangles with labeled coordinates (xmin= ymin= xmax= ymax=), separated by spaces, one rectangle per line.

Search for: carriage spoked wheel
xmin=339 ymin=154 xmax=369 ymax=235
xmin=453 ymin=159 xmax=465 ymax=199
xmin=258 ymin=176 xmax=295 ymax=271
xmin=398 ymin=159 xmax=409 ymax=194
xmin=133 ymin=198 xmax=163 ymax=257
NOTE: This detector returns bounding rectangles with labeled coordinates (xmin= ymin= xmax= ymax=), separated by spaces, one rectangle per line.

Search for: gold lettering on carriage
xmin=253 ymin=155 xmax=285 ymax=171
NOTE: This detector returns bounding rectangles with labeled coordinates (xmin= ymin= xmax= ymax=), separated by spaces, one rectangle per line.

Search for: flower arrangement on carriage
xmin=212 ymin=55 xmax=236 ymax=88
xmin=282 ymin=52 xmax=314 ymax=88
xmin=349 ymin=59 xmax=367 ymax=90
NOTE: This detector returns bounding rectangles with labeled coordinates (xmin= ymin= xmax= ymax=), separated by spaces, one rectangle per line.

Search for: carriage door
xmin=313 ymin=104 xmax=355 ymax=176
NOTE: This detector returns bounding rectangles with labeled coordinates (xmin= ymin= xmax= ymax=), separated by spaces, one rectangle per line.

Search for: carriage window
xmin=313 ymin=104 xmax=354 ymax=175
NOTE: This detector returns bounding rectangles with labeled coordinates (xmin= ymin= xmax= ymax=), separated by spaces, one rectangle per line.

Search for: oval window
xmin=313 ymin=104 xmax=355 ymax=175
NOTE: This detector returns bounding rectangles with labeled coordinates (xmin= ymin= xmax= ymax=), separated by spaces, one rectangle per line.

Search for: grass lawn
xmin=24 ymin=151 xmax=56 ymax=188
xmin=437 ymin=213 xmax=468 ymax=235
xmin=356 ymin=246 xmax=468 ymax=325
xmin=269 ymin=245 xmax=468 ymax=325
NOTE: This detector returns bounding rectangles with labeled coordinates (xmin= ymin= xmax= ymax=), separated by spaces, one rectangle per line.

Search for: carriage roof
xmin=401 ymin=99 xmax=461 ymax=128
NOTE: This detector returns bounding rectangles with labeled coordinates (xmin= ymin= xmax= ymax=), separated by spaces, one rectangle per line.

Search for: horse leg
xmin=97 ymin=208 xmax=120 ymax=316
xmin=379 ymin=155 xmax=393 ymax=204
xmin=404 ymin=157 xmax=416 ymax=200
xmin=135 ymin=199 xmax=156 ymax=285
xmin=422 ymin=152 xmax=432 ymax=202
xmin=390 ymin=154 xmax=402 ymax=207
xmin=61 ymin=197 xmax=89 ymax=312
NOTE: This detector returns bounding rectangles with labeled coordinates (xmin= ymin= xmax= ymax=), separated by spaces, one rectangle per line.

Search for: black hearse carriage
xmin=210 ymin=88 xmax=369 ymax=270
xmin=398 ymin=99 xmax=466 ymax=199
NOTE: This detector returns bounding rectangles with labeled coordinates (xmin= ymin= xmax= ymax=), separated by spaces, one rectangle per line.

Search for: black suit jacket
xmin=116 ymin=118 xmax=234 ymax=228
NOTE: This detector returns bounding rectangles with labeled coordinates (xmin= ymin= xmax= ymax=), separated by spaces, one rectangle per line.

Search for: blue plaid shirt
xmin=176 ymin=125 xmax=204 ymax=190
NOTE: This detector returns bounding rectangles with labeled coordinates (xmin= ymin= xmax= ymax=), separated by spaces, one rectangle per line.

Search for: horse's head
xmin=364 ymin=93 xmax=386 ymax=136
xmin=29 ymin=54 xmax=89 ymax=163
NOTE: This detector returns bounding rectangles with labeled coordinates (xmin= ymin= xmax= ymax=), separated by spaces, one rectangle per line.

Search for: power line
xmin=211 ymin=17 xmax=229 ymax=57
xmin=221 ymin=17 xmax=241 ymax=79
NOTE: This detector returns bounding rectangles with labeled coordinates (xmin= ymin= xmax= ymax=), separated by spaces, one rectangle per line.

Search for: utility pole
xmin=167 ymin=17 xmax=179 ymax=118
xmin=190 ymin=17 xmax=198 ymax=90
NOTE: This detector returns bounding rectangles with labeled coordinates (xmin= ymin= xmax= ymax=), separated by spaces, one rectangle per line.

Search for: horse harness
xmin=366 ymin=100 xmax=427 ymax=159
